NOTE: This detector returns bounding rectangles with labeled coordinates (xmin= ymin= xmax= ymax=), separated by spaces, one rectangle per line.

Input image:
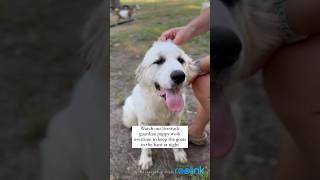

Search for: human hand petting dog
xmin=159 ymin=27 xmax=210 ymax=112
xmin=158 ymin=26 xmax=196 ymax=45
xmin=159 ymin=26 xmax=209 ymax=83
xmin=158 ymin=8 xmax=211 ymax=149
xmin=159 ymin=8 xmax=210 ymax=83
xmin=159 ymin=8 xmax=210 ymax=45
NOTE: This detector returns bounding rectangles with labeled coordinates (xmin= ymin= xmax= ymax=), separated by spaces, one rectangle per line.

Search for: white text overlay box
xmin=132 ymin=126 xmax=188 ymax=148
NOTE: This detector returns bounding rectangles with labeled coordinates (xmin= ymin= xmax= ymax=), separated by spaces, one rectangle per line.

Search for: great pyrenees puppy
xmin=122 ymin=41 xmax=193 ymax=170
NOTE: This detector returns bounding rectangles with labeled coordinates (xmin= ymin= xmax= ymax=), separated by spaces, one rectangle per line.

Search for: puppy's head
xmin=136 ymin=41 xmax=192 ymax=112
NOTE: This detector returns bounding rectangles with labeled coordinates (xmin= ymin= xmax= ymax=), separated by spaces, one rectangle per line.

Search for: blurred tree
xmin=111 ymin=0 xmax=120 ymax=8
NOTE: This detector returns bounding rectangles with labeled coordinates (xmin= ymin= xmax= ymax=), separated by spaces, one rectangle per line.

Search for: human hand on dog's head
xmin=158 ymin=26 xmax=195 ymax=45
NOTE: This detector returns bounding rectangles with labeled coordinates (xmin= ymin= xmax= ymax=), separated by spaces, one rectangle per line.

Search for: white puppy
xmin=122 ymin=41 xmax=193 ymax=170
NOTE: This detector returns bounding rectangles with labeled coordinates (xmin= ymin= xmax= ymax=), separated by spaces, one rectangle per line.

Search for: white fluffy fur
xmin=122 ymin=41 xmax=192 ymax=170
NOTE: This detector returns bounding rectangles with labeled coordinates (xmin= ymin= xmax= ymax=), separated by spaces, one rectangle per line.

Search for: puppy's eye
xmin=177 ymin=57 xmax=185 ymax=64
xmin=154 ymin=57 xmax=165 ymax=65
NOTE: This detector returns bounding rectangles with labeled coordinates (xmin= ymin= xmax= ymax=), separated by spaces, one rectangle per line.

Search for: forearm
xmin=192 ymin=74 xmax=210 ymax=114
xmin=187 ymin=9 xmax=210 ymax=38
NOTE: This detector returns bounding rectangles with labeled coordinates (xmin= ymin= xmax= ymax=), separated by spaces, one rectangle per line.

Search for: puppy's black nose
xmin=170 ymin=70 xmax=185 ymax=84
xmin=212 ymin=26 xmax=242 ymax=72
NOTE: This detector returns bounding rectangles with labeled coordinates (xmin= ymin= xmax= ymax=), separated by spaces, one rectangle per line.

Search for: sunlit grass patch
xmin=111 ymin=0 xmax=209 ymax=56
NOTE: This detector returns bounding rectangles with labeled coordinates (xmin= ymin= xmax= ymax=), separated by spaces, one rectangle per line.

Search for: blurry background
xmin=0 ymin=0 xmax=100 ymax=179
xmin=223 ymin=74 xmax=282 ymax=180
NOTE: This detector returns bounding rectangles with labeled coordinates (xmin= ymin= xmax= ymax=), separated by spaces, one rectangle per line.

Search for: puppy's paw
xmin=173 ymin=149 xmax=188 ymax=163
xmin=139 ymin=156 xmax=153 ymax=170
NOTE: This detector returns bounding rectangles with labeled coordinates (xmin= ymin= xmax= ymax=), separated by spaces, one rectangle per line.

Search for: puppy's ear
xmin=184 ymin=55 xmax=201 ymax=84
xmin=135 ymin=63 xmax=144 ymax=82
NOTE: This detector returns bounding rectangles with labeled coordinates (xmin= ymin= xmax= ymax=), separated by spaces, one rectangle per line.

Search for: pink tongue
xmin=164 ymin=89 xmax=184 ymax=112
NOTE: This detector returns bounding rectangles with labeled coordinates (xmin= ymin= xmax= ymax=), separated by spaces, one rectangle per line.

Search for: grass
xmin=110 ymin=0 xmax=210 ymax=57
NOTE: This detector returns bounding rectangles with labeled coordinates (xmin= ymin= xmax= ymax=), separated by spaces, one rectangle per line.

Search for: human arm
xmin=159 ymin=9 xmax=210 ymax=45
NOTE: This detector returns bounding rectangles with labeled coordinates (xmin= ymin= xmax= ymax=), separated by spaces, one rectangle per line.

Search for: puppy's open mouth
xmin=154 ymin=82 xmax=184 ymax=113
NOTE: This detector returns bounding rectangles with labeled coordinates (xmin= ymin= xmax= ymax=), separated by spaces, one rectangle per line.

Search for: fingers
xmin=158 ymin=26 xmax=191 ymax=45
xmin=159 ymin=29 xmax=176 ymax=41
xmin=158 ymin=27 xmax=182 ymax=42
